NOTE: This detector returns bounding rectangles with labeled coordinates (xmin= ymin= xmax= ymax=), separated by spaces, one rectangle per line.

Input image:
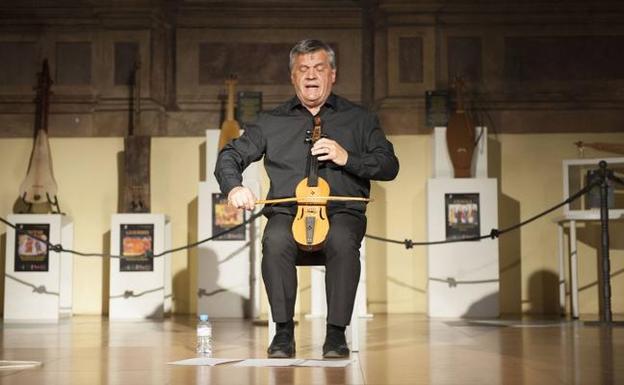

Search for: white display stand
xmin=553 ymin=210 xmax=624 ymax=318
xmin=427 ymin=126 xmax=500 ymax=318
xmin=3 ymin=214 xmax=74 ymax=321
xmin=197 ymin=129 xmax=262 ymax=318
xmin=553 ymin=157 xmax=624 ymax=318
xmin=432 ymin=126 xmax=489 ymax=179
xmin=109 ymin=213 xmax=171 ymax=320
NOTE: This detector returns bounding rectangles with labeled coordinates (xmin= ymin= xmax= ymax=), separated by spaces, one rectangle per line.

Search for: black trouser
xmin=261 ymin=212 xmax=366 ymax=326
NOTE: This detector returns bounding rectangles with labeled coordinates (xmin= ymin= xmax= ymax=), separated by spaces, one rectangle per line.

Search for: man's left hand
xmin=311 ymin=138 xmax=348 ymax=166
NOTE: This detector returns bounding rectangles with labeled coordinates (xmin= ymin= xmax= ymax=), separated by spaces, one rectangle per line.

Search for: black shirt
xmin=214 ymin=93 xmax=399 ymax=215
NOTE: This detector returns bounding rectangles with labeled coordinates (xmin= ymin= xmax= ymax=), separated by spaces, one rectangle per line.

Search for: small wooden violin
xmin=254 ymin=116 xmax=372 ymax=251
xmin=291 ymin=115 xmax=330 ymax=251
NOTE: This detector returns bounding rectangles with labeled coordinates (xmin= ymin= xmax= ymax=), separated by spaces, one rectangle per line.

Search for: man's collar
xmin=288 ymin=93 xmax=338 ymax=111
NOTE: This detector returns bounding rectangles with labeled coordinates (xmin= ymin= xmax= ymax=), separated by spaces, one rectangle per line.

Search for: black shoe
xmin=322 ymin=325 xmax=349 ymax=358
xmin=267 ymin=321 xmax=295 ymax=358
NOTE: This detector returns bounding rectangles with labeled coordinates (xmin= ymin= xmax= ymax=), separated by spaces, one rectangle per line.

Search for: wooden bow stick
xmin=255 ymin=196 xmax=372 ymax=205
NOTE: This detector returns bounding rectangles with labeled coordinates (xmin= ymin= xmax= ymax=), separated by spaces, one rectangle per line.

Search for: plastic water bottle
xmin=196 ymin=314 xmax=213 ymax=356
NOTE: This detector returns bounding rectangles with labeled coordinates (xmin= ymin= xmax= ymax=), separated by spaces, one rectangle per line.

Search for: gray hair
xmin=289 ymin=39 xmax=336 ymax=71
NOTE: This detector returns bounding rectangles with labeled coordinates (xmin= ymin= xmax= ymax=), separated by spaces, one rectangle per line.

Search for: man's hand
xmin=311 ymin=138 xmax=348 ymax=166
xmin=227 ymin=186 xmax=257 ymax=210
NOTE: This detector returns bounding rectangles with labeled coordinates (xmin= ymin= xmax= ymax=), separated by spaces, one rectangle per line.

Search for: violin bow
xmin=255 ymin=196 xmax=372 ymax=205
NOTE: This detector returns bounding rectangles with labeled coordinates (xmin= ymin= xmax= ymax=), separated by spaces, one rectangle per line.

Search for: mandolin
xmin=446 ymin=77 xmax=475 ymax=178
xmin=218 ymin=75 xmax=241 ymax=151
xmin=291 ymin=116 xmax=330 ymax=251
xmin=18 ymin=59 xmax=61 ymax=213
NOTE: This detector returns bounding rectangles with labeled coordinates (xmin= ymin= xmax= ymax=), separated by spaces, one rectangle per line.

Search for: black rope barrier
xmin=0 ymin=168 xmax=607 ymax=258
xmin=365 ymin=178 xmax=600 ymax=248
xmin=0 ymin=211 xmax=263 ymax=260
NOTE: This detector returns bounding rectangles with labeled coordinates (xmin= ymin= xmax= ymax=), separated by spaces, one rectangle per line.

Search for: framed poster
xmin=236 ymin=91 xmax=262 ymax=125
xmin=120 ymin=224 xmax=154 ymax=272
xmin=15 ymin=223 xmax=50 ymax=272
xmin=212 ymin=193 xmax=246 ymax=241
xmin=425 ymin=90 xmax=450 ymax=128
xmin=445 ymin=193 xmax=480 ymax=240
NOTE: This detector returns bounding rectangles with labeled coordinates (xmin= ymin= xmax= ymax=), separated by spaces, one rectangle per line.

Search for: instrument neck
xmin=306 ymin=116 xmax=322 ymax=187
xmin=226 ymin=80 xmax=236 ymax=121
xmin=36 ymin=60 xmax=52 ymax=134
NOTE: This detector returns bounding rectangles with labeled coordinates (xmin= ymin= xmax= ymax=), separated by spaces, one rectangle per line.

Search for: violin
xmin=290 ymin=116 xmax=330 ymax=251
xmin=254 ymin=116 xmax=372 ymax=250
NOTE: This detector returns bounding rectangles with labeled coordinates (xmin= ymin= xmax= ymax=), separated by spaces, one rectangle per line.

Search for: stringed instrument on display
xmin=291 ymin=116 xmax=330 ymax=251
xmin=446 ymin=77 xmax=475 ymax=178
xmin=18 ymin=59 xmax=61 ymax=213
xmin=218 ymin=75 xmax=241 ymax=151
xmin=121 ymin=56 xmax=151 ymax=213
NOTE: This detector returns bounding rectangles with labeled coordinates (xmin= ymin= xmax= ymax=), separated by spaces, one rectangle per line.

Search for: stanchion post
xmin=598 ymin=160 xmax=612 ymax=323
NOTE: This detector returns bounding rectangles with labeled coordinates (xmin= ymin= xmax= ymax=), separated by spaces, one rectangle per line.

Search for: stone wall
xmin=1 ymin=0 xmax=623 ymax=137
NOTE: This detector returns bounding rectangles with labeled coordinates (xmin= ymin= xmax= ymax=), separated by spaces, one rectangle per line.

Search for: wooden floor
xmin=0 ymin=314 xmax=623 ymax=385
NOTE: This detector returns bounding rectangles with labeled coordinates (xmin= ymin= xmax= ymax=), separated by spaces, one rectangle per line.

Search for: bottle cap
xmin=199 ymin=314 xmax=209 ymax=322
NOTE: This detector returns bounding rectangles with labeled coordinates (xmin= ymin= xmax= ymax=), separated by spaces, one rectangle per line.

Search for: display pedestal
xmin=3 ymin=214 xmax=74 ymax=322
xmin=427 ymin=126 xmax=499 ymax=318
xmin=197 ymin=129 xmax=261 ymax=318
xmin=109 ymin=213 xmax=171 ymax=320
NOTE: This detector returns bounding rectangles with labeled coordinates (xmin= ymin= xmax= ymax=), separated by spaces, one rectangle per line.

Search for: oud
xmin=218 ymin=75 xmax=241 ymax=151
xmin=18 ymin=59 xmax=61 ymax=213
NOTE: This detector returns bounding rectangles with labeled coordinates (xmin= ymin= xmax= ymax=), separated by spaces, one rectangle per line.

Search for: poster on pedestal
xmin=212 ymin=193 xmax=245 ymax=241
xmin=15 ymin=223 xmax=50 ymax=272
xmin=445 ymin=193 xmax=480 ymax=240
xmin=120 ymin=223 xmax=154 ymax=272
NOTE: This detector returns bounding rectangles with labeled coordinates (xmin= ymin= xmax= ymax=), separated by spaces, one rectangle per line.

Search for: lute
xmin=218 ymin=74 xmax=241 ymax=151
xmin=18 ymin=59 xmax=61 ymax=213
xmin=446 ymin=77 xmax=475 ymax=178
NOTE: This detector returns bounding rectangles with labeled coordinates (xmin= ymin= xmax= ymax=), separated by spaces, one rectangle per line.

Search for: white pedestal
xmin=3 ymin=214 xmax=74 ymax=322
xmin=427 ymin=178 xmax=499 ymax=318
xmin=432 ymin=126 xmax=488 ymax=178
xmin=197 ymin=129 xmax=262 ymax=318
xmin=109 ymin=213 xmax=171 ymax=320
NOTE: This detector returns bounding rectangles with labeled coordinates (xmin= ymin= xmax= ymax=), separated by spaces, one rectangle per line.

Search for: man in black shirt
xmin=215 ymin=39 xmax=399 ymax=358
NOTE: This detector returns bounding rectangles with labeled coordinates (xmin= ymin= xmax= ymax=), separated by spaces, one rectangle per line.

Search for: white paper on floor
xmin=233 ymin=359 xmax=304 ymax=367
xmin=168 ymin=357 xmax=353 ymax=368
xmin=168 ymin=357 xmax=243 ymax=366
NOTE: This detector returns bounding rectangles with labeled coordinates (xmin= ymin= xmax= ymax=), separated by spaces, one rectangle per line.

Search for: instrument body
xmin=291 ymin=116 xmax=330 ymax=251
xmin=218 ymin=75 xmax=242 ymax=151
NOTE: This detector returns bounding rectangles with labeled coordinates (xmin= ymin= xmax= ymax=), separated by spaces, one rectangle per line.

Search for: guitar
xmin=18 ymin=59 xmax=61 ymax=213
xmin=218 ymin=75 xmax=241 ymax=151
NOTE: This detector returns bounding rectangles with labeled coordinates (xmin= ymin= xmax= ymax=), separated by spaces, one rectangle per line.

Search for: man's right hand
xmin=227 ymin=186 xmax=257 ymax=211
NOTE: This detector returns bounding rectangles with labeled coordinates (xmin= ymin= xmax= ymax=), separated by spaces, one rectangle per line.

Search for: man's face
xmin=290 ymin=50 xmax=336 ymax=111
